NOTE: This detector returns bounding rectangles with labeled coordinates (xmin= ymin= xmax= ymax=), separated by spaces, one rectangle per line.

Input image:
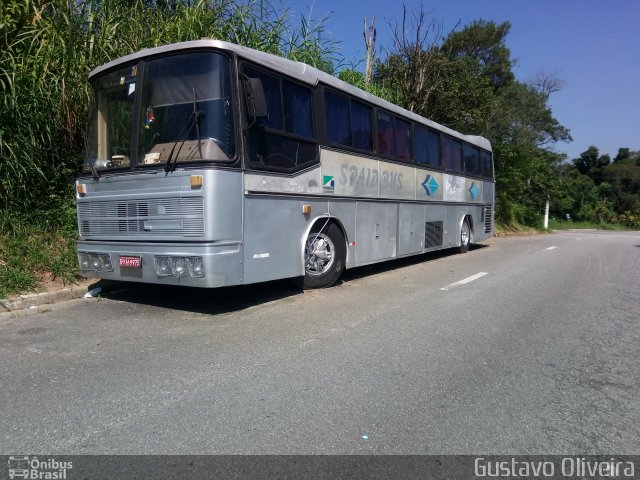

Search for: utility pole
xmin=543 ymin=195 xmax=550 ymax=229
xmin=363 ymin=16 xmax=376 ymax=84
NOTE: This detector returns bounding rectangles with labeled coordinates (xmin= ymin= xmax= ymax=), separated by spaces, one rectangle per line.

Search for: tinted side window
xmin=351 ymin=100 xmax=373 ymax=152
xmin=442 ymin=137 xmax=462 ymax=172
xmin=245 ymin=68 xmax=282 ymax=130
xmin=283 ymin=80 xmax=313 ymax=138
xmin=325 ymin=91 xmax=351 ymax=146
xmin=377 ymin=111 xmax=394 ymax=157
xmin=415 ymin=126 xmax=441 ymax=168
xmin=395 ymin=118 xmax=412 ymax=162
xmin=480 ymin=150 xmax=494 ymax=178
xmin=427 ymin=130 xmax=441 ymax=168
xmin=245 ymin=67 xmax=313 ymax=139
xmin=463 ymin=144 xmax=481 ymax=176
xmin=248 ymin=133 xmax=317 ymax=170
xmin=243 ymin=65 xmax=317 ymax=172
xmin=415 ymin=126 xmax=429 ymax=165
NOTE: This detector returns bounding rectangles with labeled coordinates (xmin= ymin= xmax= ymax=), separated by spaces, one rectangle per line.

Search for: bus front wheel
xmin=303 ymin=222 xmax=346 ymax=289
xmin=458 ymin=218 xmax=471 ymax=253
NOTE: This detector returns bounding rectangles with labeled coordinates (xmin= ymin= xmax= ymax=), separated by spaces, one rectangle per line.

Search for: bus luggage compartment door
xmin=355 ymin=202 xmax=397 ymax=265
xmin=398 ymin=203 xmax=424 ymax=256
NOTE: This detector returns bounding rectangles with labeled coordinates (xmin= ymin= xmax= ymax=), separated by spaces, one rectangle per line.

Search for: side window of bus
xmin=351 ymin=100 xmax=373 ymax=151
xmin=463 ymin=144 xmax=481 ymax=176
xmin=284 ymin=80 xmax=313 ymax=137
xmin=442 ymin=136 xmax=462 ymax=172
xmin=243 ymin=68 xmax=282 ymax=130
xmin=243 ymin=66 xmax=317 ymax=172
xmin=415 ymin=126 xmax=441 ymax=168
xmin=325 ymin=91 xmax=351 ymax=146
xmin=377 ymin=111 xmax=412 ymax=162
xmin=325 ymin=91 xmax=373 ymax=152
xmin=377 ymin=111 xmax=395 ymax=157
xmin=480 ymin=150 xmax=494 ymax=179
xmin=395 ymin=118 xmax=412 ymax=162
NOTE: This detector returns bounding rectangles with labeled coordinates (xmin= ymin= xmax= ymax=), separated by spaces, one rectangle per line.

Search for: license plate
xmin=119 ymin=256 xmax=142 ymax=268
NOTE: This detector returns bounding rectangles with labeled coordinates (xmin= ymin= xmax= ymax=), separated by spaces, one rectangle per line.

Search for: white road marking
xmin=545 ymin=246 xmax=557 ymax=250
xmin=576 ymin=238 xmax=582 ymax=241
xmin=440 ymin=272 xmax=488 ymax=291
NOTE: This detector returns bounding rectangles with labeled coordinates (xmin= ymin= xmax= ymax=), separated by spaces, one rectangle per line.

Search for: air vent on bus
xmin=424 ymin=221 xmax=444 ymax=248
xmin=78 ymin=197 xmax=204 ymax=238
xmin=484 ymin=205 xmax=493 ymax=233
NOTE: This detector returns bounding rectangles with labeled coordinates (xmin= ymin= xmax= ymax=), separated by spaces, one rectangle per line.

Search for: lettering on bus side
xmin=339 ymin=164 xmax=403 ymax=190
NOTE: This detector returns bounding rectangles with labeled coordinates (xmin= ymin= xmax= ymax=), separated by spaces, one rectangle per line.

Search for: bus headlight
xmin=78 ymin=252 xmax=113 ymax=272
xmin=189 ymin=257 xmax=204 ymax=277
xmin=156 ymin=256 xmax=172 ymax=276
xmin=154 ymin=256 xmax=205 ymax=278
xmin=174 ymin=258 xmax=187 ymax=277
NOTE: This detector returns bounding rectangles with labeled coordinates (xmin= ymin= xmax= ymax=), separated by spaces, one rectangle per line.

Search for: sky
xmin=283 ymin=0 xmax=640 ymax=161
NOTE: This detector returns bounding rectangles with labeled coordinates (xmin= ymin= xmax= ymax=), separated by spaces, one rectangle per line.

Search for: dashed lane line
xmin=440 ymin=272 xmax=488 ymax=291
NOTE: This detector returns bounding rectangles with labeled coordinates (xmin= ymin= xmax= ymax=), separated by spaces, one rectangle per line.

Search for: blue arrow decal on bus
xmin=421 ymin=175 xmax=439 ymax=196
xmin=469 ymin=182 xmax=479 ymax=200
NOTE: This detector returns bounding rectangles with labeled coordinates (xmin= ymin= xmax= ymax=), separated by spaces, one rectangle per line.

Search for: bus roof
xmin=89 ymin=39 xmax=492 ymax=152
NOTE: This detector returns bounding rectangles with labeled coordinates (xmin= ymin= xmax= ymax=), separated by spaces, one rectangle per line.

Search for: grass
xmin=0 ymin=205 xmax=80 ymax=299
xmin=547 ymin=218 xmax=630 ymax=231
xmin=496 ymin=218 xmax=633 ymax=237
xmin=495 ymin=222 xmax=541 ymax=236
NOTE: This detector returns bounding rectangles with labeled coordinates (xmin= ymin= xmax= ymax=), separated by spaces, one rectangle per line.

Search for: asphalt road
xmin=1 ymin=230 xmax=639 ymax=454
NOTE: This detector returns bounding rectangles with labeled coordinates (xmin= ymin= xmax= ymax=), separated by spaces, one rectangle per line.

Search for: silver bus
xmin=76 ymin=40 xmax=494 ymax=289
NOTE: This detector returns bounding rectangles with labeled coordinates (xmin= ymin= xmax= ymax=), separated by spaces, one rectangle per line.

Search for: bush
xmin=0 ymin=205 xmax=79 ymax=299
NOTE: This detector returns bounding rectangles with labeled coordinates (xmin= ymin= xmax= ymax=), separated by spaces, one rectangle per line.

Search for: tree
xmin=338 ymin=68 xmax=395 ymax=101
xmin=441 ymin=19 xmax=514 ymax=89
xmin=363 ymin=16 xmax=376 ymax=83
xmin=573 ymin=146 xmax=611 ymax=184
xmin=602 ymin=161 xmax=640 ymax=212
xmin=489 ymin=82 xmax=571 ymax=147
xmin=528 ymin=69 xmax=565 ymax=101
xmin=614 ymin=147 xmax=631 ymax=164
xmin=371 ymin=4 xmax=444 ymax=115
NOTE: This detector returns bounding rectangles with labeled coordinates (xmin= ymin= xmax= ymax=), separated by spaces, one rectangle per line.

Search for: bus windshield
xmin=84 ymin=51 xmax=235 ymax=172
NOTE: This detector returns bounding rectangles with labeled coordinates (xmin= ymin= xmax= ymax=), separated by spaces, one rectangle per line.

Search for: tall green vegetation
xmin=0 ymin=0 xmax=337 ymax=215
xmin=0 ymin=0 xmax=337 ymax=297
xmin=554 ymin=147 xmax=640 ymax=229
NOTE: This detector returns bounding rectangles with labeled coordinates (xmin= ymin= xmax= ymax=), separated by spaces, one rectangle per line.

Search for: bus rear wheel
xmin=303 ymin=222 xmax=346 ymax=289
xmin=458 ymin=217 xmax=471 ymax=253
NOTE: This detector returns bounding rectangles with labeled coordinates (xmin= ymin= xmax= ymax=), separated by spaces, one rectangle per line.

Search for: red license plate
xmin=119 ymin=256 xmax=142 ymax=268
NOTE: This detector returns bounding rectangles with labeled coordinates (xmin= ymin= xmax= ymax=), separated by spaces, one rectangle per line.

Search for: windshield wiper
xmin=89 ymin=158 xmax=100 ymax=182
xmin=164 ymin=87 xmax=202 ymax=173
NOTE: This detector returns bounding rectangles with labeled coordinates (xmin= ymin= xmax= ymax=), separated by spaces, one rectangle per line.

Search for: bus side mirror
xmin=243 ymin=76 xmax=267 ymax=122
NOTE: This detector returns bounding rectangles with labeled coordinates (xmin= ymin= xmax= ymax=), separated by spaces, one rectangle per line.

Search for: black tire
xmin=302 ymin=222 xmax=346 ymax=289
xmin=458 ymin=217 xmax=471 ymax=253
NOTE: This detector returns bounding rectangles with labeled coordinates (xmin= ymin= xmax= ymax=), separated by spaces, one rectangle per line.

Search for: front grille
xmin=484 ymin=205 xmax=493 ymax=233
xmin=78 ymin=197 xmax=204 ymax=238
xmin=425 ymin=221 xmax=443 ymax=248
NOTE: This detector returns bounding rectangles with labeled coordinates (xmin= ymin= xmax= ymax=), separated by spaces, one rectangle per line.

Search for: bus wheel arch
xmin=302 ymin=217 xmax=347 ymax=289
xmin=458 ymin=215 xmax=473 ymax=253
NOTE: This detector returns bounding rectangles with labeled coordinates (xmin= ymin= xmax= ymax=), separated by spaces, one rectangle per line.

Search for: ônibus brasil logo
xmin=8 ymin=456 xmax=73 ymax=479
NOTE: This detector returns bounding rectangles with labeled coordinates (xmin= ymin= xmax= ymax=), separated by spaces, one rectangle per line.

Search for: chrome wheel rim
xmin=304 ymin=232 xmax=335 ymax=275
xmin=461 ymin=221 xmax=470 ymax=246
